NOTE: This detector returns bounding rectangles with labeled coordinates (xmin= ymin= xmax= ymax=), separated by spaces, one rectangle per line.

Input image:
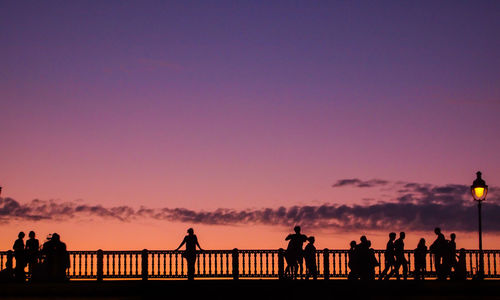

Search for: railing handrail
xmin=1 ymin=249 xmax=499 ymax=280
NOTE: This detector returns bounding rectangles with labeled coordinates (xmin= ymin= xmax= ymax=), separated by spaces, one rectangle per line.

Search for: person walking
xmin=379 ymin=232 xmax=396 ymax=280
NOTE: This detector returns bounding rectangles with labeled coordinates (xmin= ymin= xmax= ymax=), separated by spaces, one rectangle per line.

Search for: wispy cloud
xmin=332 ymin=178 xmax=389 ymax=188
xmin=1 ymin=180 xmax=499 ymax=232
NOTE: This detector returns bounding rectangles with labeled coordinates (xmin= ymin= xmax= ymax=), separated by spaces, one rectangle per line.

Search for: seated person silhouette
xmin=175 ymin=228 xmax=203 ymax=280
xmin=304 ymin=236 xmax=317 ymax=280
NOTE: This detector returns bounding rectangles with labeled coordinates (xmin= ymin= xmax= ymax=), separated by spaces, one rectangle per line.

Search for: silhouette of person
xmin=356 ymin=235 xmax=371 ymax=280
xmin=430 ymin=227 xmax=446 ymax=280
xmin=453 ymin=248 xmax=467 ymax=281
xmin=379 ymin=232 xmax=396 ymax=280
xmin=42 ymin=233 xmax=69 ymax=282
xmin=347 ymin=241 xmax=358 ymax=280
xmin=414 ymin=238 xmax=427 ymax=280
xmin=367 ymin=240 xmax=379 ymax=280
xmin=449 ymin=233 xmax=457 ymax=271
xmin=0 ymin=250 xmax=14 ymax=282
xmin=13 ymin=232 xmax=26 ymax=282
xmin=388 ymin=232 xmax=407 ymax=280
xmin=284 ymin=226 xmax=307 ymax=279
xmin=26 ymin=231 xmax=40 ymax=275
xmin=303 ymin=236 xmax=317 ymax=280
xmin=175 ymin=228 xmax=203 ymax=280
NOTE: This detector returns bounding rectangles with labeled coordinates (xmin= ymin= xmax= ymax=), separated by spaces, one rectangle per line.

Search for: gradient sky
xmin=1 ymin=1 xmax=500 ymax=250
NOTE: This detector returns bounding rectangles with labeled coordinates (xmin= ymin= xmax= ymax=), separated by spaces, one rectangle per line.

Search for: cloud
xmin=1 ymin=179 xmax=500 ymax=232
xmin=332 ymin=178 xmax=389 ymax=188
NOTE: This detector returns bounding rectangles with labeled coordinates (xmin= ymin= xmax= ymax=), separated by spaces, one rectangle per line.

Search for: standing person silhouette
xmin=175 ymin=228 xmax=203 ymax=280
xmin=13 ymin=232 xmax=26 ymax=282
xmin=303 ymin=237 xmax=317 ymax=280
xmin=285 ymin=226 xmax=307 ymax=279
xmin=448 ymin=233 xmax=457 ymax=273
xmin=25 ymin=231 xmax=40 ymax=275
xmin=414 ymin=238 xmax=427 ymax=280
xmin=388 ymin=232 xmax=407 ymax=280
xmin=430 ymin=227 xmax=446 ymax=280
xmin=379 ymin=232 xmax=396 ymax=280
xmin=347 ymin=241 xmax=358 ymax=280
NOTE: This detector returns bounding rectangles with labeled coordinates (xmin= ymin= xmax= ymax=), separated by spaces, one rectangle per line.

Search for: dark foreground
xmin=1 ymin=280 xmax=500 ymax=299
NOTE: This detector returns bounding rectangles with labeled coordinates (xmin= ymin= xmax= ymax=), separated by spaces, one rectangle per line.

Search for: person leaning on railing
xmin=175 ymin=228 xmax=203 ymax=280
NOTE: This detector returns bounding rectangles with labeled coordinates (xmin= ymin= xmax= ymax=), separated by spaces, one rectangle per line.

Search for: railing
xmin=1 ymin=249 xmax=499 ymax=280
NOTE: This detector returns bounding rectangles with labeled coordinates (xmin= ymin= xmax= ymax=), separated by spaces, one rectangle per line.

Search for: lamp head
xmin=471 ymin=171 xmax=488 ymax=201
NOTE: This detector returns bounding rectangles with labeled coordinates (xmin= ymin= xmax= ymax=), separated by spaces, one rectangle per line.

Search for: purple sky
xmin=1 ymin=1 xmax=500 ymax=249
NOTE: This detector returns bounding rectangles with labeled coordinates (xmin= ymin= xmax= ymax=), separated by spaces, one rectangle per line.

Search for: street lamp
xmin=471 ymin=171 xmax=488 ymax=279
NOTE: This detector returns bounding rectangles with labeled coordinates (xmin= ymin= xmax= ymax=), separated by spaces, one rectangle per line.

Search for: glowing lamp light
xmin=471 ymin=171 xmax=488 ymax=201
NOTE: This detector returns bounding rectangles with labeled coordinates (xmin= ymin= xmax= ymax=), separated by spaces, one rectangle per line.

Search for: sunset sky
xmin=1 ymin=1 xmax=500 ymax=250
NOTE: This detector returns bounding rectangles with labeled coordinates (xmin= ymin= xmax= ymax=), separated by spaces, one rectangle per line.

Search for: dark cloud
xmin=332 ymin=178 xmax=389 ymax=188
xmin=1 ymin=179 xmax=500 ymax=232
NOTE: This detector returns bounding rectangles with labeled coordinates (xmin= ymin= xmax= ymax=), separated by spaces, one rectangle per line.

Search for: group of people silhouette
xmin=346 ymin=227 xmax=467 ymax=281
xmin=0 ymin=231 xmax=69 ymax=282
xmin=284 ymin=226 xmax=317 ymax=280
xmin=1 ymin=226 xmax=470 ymax=282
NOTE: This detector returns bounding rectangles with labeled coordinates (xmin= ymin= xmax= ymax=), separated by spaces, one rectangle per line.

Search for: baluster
xmin=175 ymin=253 xmax=178 ymax=276
xmin=272 ymin=251 xmax=275 ymax=275
xmin=118 ymin=253 xmax=121 ymax=276
xmin=408 ymin=252 xmax=411 ymax=275
xmin=487 ymin=252 xmax=491 ymax=276
xmin=0 ymin=253 xmax=3 ymax=269
xmin=344 ymin=252 xmax=348 ymax=276
xmin=316 ymin=251 xmax=321 ymax=277
xmin=151 ymin=252 xmax=154 ymax=276
xmin=105 ymin=254 xmax=109 ymax=276
xmin=265 ymin=252 xmax=269 ymax=275
xmin=214 ymin=252 xmax=218 ymax=275
xmin=242 ymin=252 xmax=245 ymax=275
xmin=260 ymin=252 xmax=263 ymax=276
xmin=469 ymin=252 xmax=473 ymax=276
xmin=169 ymin=253 xmax=172 ymax=276
xmin=208 ymin=252 xmax=212 ymax=275
xmin=494 ymin=252 xmax=497 ymax=276
xmin=135 ymin=253 xmax=139 ymax=276
xmin=331 ymin=252 xmax=336 ymax=276
xmin=254 ymin=252 xmax=257 ymax=275
xmin=73 ymin=253 xmax=76 ymax=276
xmin=377 ymin=252 xmax=382 ymax=275
xmin=78 ymin=253 xmax=82 ymax=276
xmin=226 ymin=252 xmax=230 ymax=276
xmin=113 ymin=253 xmax=116 ymax=276
xmin=196 ymin=252 xmax=200 ymax=276
xmin=156 ymin=253 xmax=159 ymax=276
xmin=163 ymin=253 xmax=166 ymax=276
xmin=429 ymin=253 xmax=433 ymax=275
xmin=339 ymin=252 xmax=342 ymax=276
xmin=84 ymin=253 xmax=87 ymax=276
xmin=221 ymin=252 xmax=224 ymax=275
xmin=91 ymin=253 xmax=94 ymax=276
xmin=123 ymin=253 xmax=127 ymax=276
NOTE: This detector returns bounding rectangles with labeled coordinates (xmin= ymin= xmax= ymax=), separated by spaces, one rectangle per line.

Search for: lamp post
xmin=471 ymin=171 xmax=488 ymax=279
